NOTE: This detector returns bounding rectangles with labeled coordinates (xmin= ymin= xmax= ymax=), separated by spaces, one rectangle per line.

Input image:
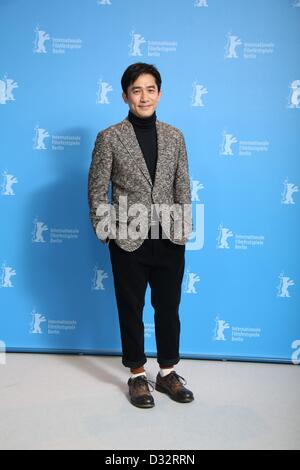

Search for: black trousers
xmin=108 ymin=223 xmax=185 ymax=369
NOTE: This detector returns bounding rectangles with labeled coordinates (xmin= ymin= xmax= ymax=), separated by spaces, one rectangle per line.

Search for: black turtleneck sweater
xmin=128 ymin=109 xmax=158 ymax=185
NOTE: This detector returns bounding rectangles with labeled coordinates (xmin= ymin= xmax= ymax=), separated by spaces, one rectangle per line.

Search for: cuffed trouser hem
xmin=122 ymin=357 xmax=147 ymax=369
xmin=157 ymin=356 xmax=180 ymax=368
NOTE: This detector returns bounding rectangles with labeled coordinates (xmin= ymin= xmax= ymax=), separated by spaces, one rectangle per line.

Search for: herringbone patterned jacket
xmin=88 ymin=117 xmax=193 ymax=252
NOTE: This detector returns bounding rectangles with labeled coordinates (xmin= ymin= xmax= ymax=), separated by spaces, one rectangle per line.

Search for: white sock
xmin=130 ymin=371 xmax=147 ymax=379
xmin=159 ymin=367 xmax=174 ymax=377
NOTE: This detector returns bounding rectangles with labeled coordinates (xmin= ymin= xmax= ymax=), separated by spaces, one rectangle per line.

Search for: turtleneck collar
xmin=127 ymin=109 xmax=157 ymax=129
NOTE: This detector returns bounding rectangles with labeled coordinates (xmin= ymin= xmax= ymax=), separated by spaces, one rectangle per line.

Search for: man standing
xmin=88 ymin=63 xmax=194 ymax=408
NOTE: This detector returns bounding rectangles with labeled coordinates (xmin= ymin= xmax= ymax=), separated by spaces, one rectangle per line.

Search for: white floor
xmin=0 ymin=353 xmax=299 ymax=450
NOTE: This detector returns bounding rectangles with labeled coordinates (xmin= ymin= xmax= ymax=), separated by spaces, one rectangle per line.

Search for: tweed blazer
xmin=88 ymin=116 xmax=193 ymax=252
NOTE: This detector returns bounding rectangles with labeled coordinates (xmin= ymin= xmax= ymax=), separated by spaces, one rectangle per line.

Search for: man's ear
xmin=122 ymin=91 xmax=128 ymax=103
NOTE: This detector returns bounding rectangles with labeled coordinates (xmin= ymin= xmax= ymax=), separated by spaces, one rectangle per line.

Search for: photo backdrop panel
xmin=0 ymin=0 xmax=299 ymax=364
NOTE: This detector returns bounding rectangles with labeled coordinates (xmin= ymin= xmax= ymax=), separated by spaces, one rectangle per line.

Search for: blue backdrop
xmin=1 ymin=0 xmax=300 ymax=364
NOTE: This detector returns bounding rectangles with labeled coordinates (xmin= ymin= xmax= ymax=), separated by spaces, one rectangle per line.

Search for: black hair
xmin=121 ymin=63 xmax=162 ymax=96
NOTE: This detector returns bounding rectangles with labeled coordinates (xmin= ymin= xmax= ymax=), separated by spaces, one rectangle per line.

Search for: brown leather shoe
xmin=128 ymin=375 xmax=155 ymax=408
xmin=155 ymin=371 xmax=194 ymax=403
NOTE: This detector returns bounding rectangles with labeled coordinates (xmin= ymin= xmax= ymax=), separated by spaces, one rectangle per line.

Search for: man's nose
xmin=141 ymin=91 xmax=149 ymax=101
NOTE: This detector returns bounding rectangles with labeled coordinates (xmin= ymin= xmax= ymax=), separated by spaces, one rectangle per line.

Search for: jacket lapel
xmin=116 ymin=118 xmax=166 ymax=189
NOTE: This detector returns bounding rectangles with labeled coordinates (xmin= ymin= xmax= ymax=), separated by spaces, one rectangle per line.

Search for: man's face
xmin=122 ymin=73 xmax=162 ymax=118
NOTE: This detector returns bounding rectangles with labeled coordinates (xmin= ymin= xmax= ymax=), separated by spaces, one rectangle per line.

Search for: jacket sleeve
xmin=88 ymin=131 xmax=113 ymax=243
xmin=173 ymin=131 xmax=193 ymax=234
